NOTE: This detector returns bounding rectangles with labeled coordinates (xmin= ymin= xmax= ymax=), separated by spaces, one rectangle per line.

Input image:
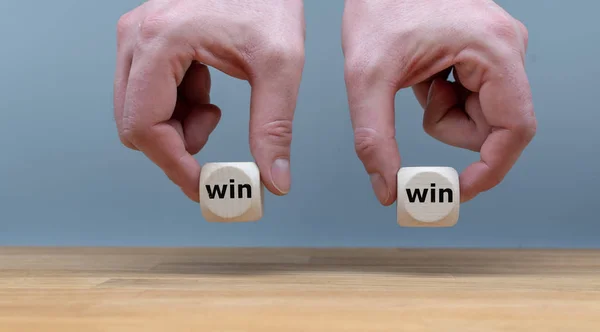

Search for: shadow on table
xmin=146 ymin=248 xmax=595 ymax=276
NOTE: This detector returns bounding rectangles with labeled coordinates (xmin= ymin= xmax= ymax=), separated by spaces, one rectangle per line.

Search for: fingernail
xmin=370 ymin=173 xmax=390 ymax=204
xmin=271 ymin=158 xmax=290 ymax=194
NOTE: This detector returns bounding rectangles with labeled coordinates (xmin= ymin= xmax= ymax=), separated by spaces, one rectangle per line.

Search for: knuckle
xmin=280 ymin=44 xmax=305 ymax=67
xmin=517 ymin=21 xmax=529 ymax=51
xmin=517 ymin=20 xmax=529 ymax=44
xmin=269 ymin=43 xmax=305 ymax=71
xmin=138 ymin=13 xmax=168 ymax=42
xmin=513 ymin=116 xmax=537 ymax=144
xmin=251 ymin=120 xmax=293 ymax=149
xmin=250 ymin=37 xmax=305 ymax=74
xmin=119 ymin=117 xmax=146 ymax=146
xmin=117 ymin=12 xmax=135 ymax=39
xmin=119 ymin=127 xmax=137 ymax=146
xmin=484 ymin=15 xmax=521 ymax=44
xmin=353 ymin=128 xmax=380 ymax=161
xmin=344 ymin=53 xmax=384 ymax=90
xmin=118 ymin=134 xmax=137 ymax=150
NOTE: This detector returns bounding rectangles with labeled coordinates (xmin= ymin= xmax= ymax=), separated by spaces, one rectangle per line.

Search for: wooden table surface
xmin=1 ymin=247 xmax=599 ymax=331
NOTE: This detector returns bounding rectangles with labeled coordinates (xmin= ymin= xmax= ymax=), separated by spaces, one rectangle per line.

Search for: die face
xmin=199 ymin=162 xmax=263 ymax=222
xmin=396 ymin=167 xmax=460 ymax=227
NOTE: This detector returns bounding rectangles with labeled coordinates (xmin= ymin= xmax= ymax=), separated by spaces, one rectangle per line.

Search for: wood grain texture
xmin=0 ymin=247 xmax=599 ymax=331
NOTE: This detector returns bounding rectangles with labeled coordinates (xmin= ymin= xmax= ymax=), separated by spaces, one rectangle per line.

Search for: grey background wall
xmin=0 ymin=0 xmax=598 ymax=247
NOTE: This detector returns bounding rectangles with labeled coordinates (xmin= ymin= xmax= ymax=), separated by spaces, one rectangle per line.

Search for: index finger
xmin=122 ymin=47 xmax=201 ymax=201
xmin=459 ymin=60 xmax=537 ymax=202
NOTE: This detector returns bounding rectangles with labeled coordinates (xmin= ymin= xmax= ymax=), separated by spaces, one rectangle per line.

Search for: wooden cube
xmin=199 ymin=162 xmax=264 ymax=222
xmin=396 ymin=167 xmax=460 ymax=227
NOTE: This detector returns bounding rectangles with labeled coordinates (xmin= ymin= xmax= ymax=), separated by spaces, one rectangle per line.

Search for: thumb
xmin=345 ymin=71 xmax=400 ymax=206
xmin=248 ymin=66 xmax=303 ymax=196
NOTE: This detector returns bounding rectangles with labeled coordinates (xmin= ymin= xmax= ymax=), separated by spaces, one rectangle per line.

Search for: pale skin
xmin=114 ymin=0 xmax=536 ymax=205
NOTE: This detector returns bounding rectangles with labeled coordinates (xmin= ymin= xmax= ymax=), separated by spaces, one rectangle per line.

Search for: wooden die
xmin=199 ymin=162 xmax=264 ymax=222
xmin=396 ymin=167 xmax=460 ymax=227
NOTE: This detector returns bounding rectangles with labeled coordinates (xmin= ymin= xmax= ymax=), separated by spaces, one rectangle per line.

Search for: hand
xmin=114 ymin=0 xmax=305 ymax=201
xmin=342 ymin=0 xmax=537 ymax=205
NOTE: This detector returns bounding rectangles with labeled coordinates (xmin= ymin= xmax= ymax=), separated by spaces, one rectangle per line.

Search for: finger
xmin=182 ymin=104 xmax=221 ymax=155
xmin=114 ymin=2 xmax=156 ymax=150
xmin=123 ymin=47 xmax=201 ymax=202
xmin=174 ymin=61 xmax=221 ymax=154
xmin=114 ymin=15 xmax=136 ymax=150
xmin=459 ymin=61 xmax=536 ymax=202
xmin=423 ymin=78 xmax=490 ymax=151
xmin=412 ymin=67 xmax=454 ymax=109
xmin=169 ymin=101 xmax=221 ymax=155
xmin=172 ymin=61 xmax=212 ymax=125
xmin=180 ymin=61 xmax=211 ymax=105
xmin=345 ymin=73 xmax=400 ymax=206
xmin=248 ymin=62 xmax=304 ymax=196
